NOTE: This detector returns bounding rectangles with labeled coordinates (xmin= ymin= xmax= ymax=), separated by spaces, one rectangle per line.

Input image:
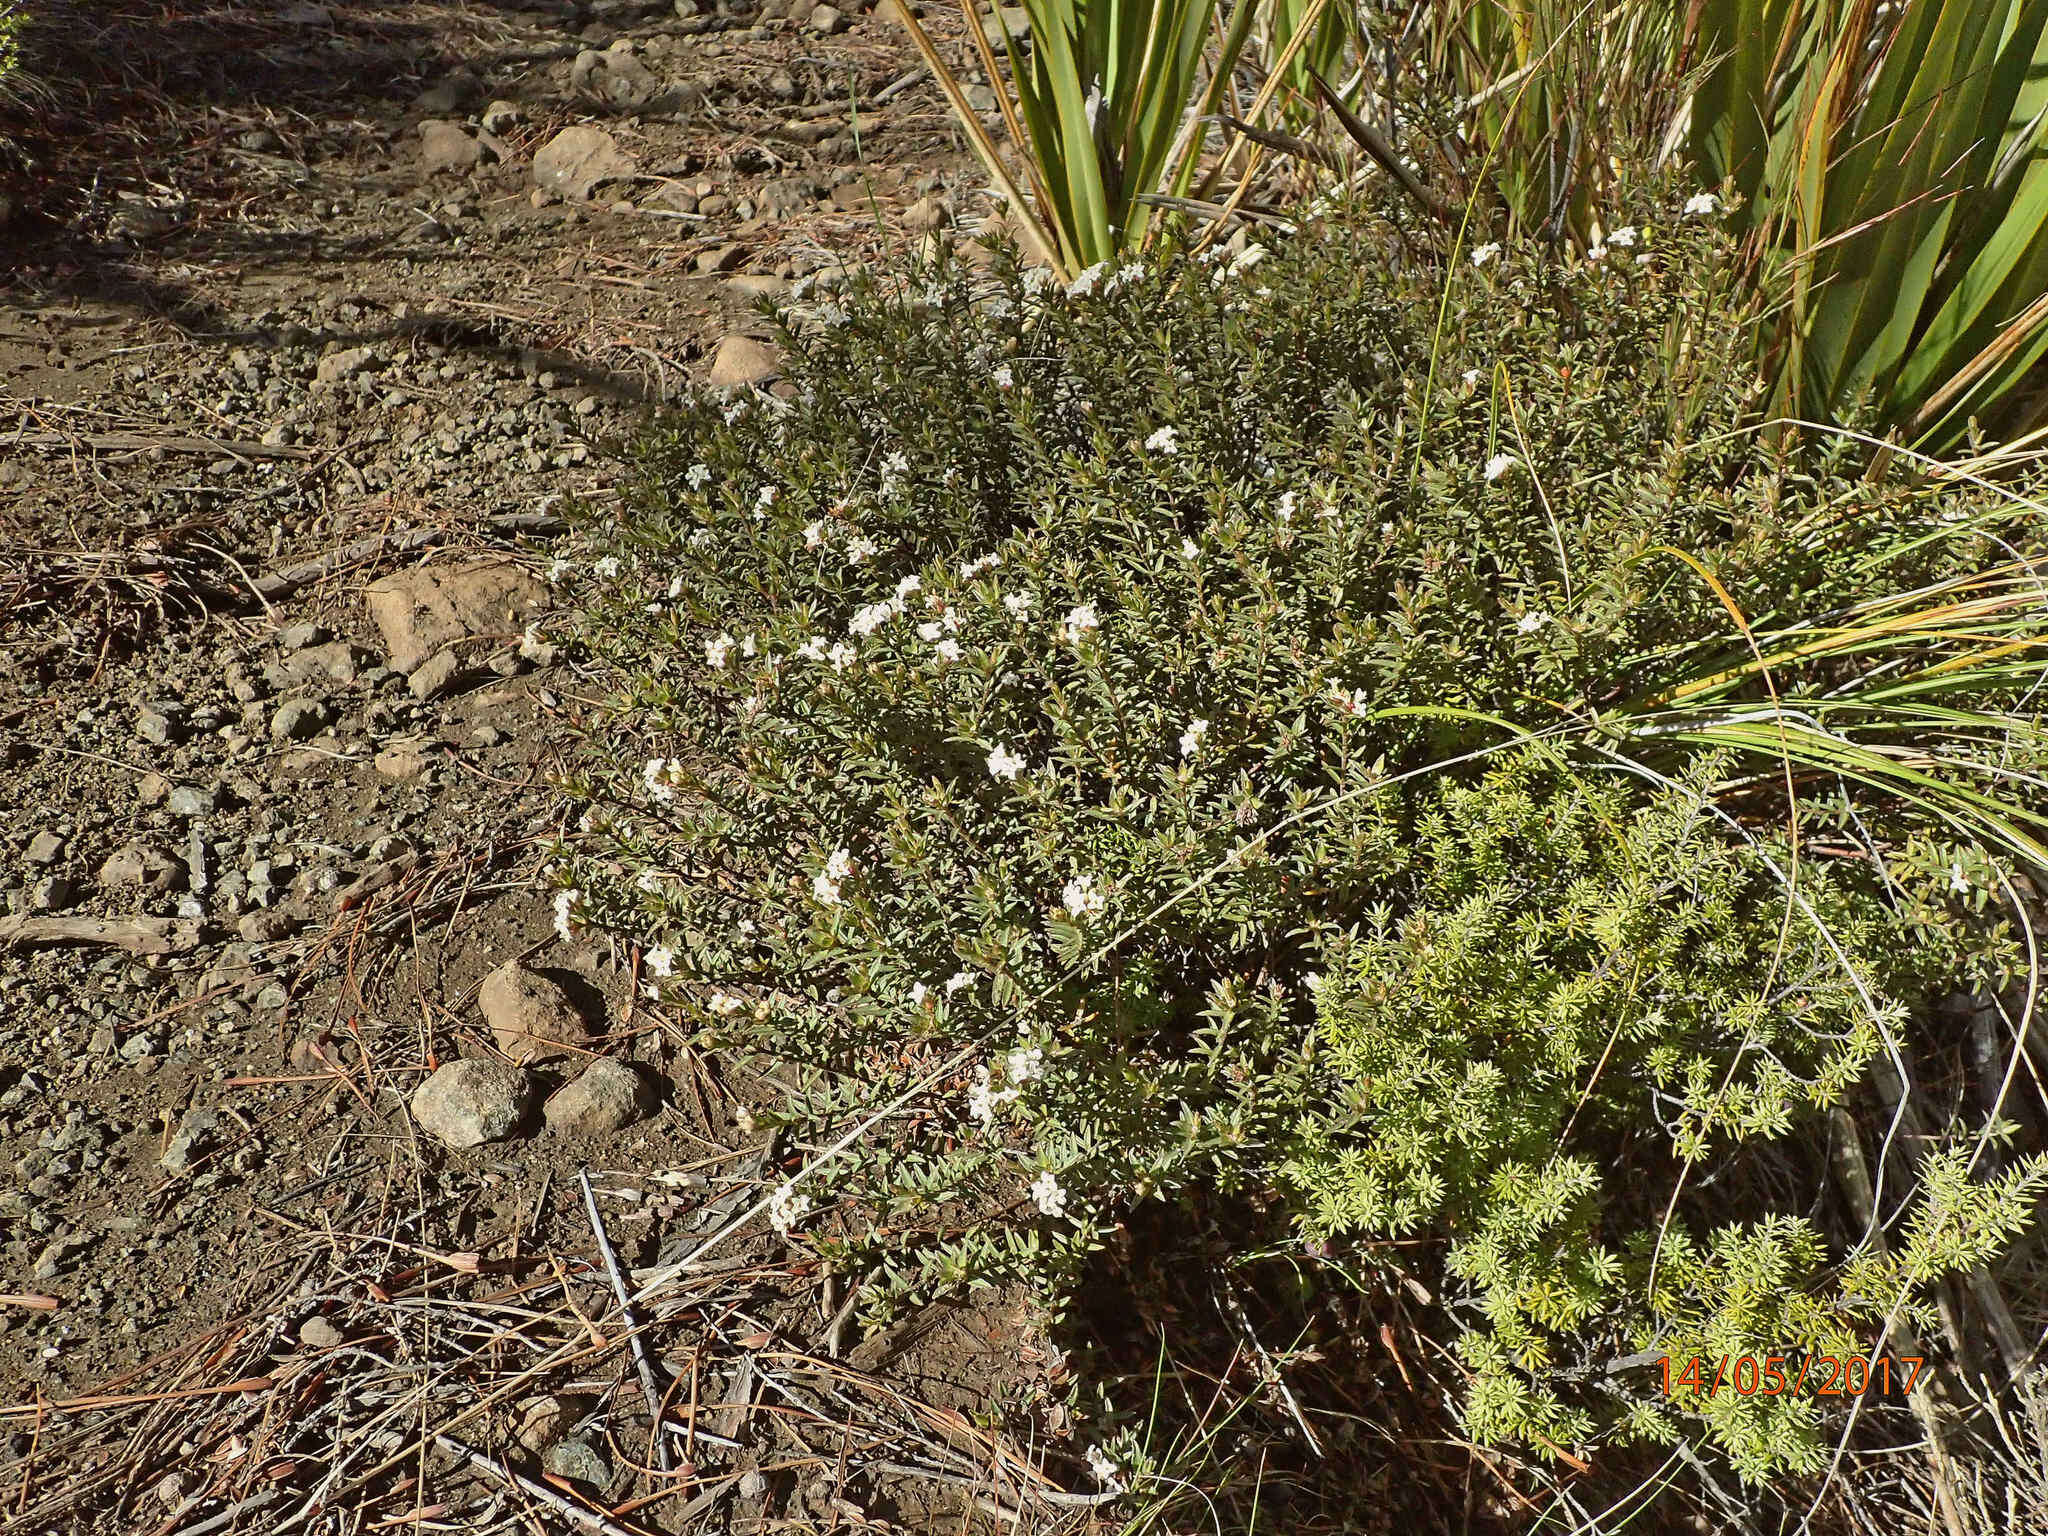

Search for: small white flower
xmin=1470 ymin=242 xmax=1500 ymax=267
xmin=1002 ymin=591 xmax=1034 ymax=618
xmin=825 ymin=848 xmax=854 ymax=880
xmin=987 ymin=744 xmax=1026 ymax=780
xmin=1484 ymin=453 xmax=1517 ymax=482
xmin=1066 ymin=261 xmax=1108 ymax=298
xmin=706 ymin=632 xmax=735 ymax=669
xmin=1330 ymin=684 xmax=1370 ymax=715
xmin=1517 ymin=610 xmax=1549 ymax=634
xmin=804 ymin=520 xmax=826 ymax=547
xmin=933 ymin=638 xmax=963 ymax=662
xmin=593 ymin=556 xmax=621 ymax=580
xmin=1086 ymin=1445 xmax=1125 ymax=1493
xmin=1181 ymin=537 xmax=1198 ymax=559
xmin=1606 ymin=226 xmax=1638 ymax=248
xmin=1005 ymin=1045 xmax=1045 ymax=1084
xmin=1061 ymin=604 xmax=1100 ymax=644
xmin=813 ymin=872 xmax=843 ymax=906
xmin=1587 ymin=242 xmax=1608 ymax=262
xmin=910 ymin=982 xmax=929 ymax=1005
xmin=797 ymin=635 xmax=828 ymax=661
xmin=645 ymin=946 xmax=676 ymax=977
xmin=553 ymin=888 xmax=583 ymax=942
xmin=966 ymin=1064 xmax=1019 ymax=1124
xmin=685 ymin=462 xmax=712 ymax=489
xmin=643 ymin=757 xmax=684 ymax=802
xmin=767 ymin=1183 xmax=811 ymax=1235
xmin=826 ymin=641 xmax=856 ymax=671
xmin=850 ymin=600 xmax=898 ymax=637
xmin=1062 ymin=874 xmax=1106 ymax=919
xmin=707 ymin=991 xmax=745 ymax=1016
xmin=845 ymin=534 xmax=878 ymax=565
xmin=959 ymin=553 xmax=1002 ymax=579
xmin=917 ymin=620 xmax=944 ymax=642
xmin=636 ymin=870 xmax=663 ymax=894
xmin=546 ymin=557 xmax=573 ymax=584
xmin=1029 ymin=1169 xmax=1067 ymax=1217
xmin=1684 ymin=191 xmax=1722 ymax=217
xmin=1227 ymin=244 xmax=1269 ymax=277
xmin=1145 ymin=425 xmax=1179 ymax=455
xmin=756 ymin=484 xmax=779 ymax=507
xmin=946 ymin=970 xmax=973 ymax=996
xmin=1949 ymin=861 xmax=1970 ymax=894
xmin=992 ymin=364 xmax=1014 ymax=389
xmin=1275 ymin=491 xmax=1296 ymax=525
xmin=1179 ymin=719 xmax=1209 ymax=757
xmin=1461 ymin=367 xmax=1482 ymax=387
xmin=895 ymin=574 xmax=922 ymax=600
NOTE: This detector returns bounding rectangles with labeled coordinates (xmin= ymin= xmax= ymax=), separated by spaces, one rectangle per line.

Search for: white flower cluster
xmin=1685 ymin=191 xmax=1721 ymax=217
xmin=1062 ymin=874 xmax=1106 ymax=919
xmin=1330 ymin=684 xmax=1370 ymax=716
xmin=645 ymin=945 xmax=676 ymax=977
xmin=1144 ymin=425 xmax=1178 ymax=455
xmin=553 ymin=888 xmax=584 ymax=942
xmin=813 ymin=847 xmax=854 ymax=906
xmin=767 ymin=1182 xmax=812 ymax=1235
xmin=1085 ymin=1445 xmax=1126 ymax=1493
xmin=1484 ymin=453 xmax=1517 ymax=482
xmin=1029 ymin=1169 xmax=1067 ymax=1217
xmin=1060 ymin=604 xmax=1100 ymax=645
xmin=643 ymin=757 xmax=684 ymax=803
xmin=1179 ymin=718 xmax=1208 ymax=757
xmin=987 ymin=743 xmax=1027 ymax=779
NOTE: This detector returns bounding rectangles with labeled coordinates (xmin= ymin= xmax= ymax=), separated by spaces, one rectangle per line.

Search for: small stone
xmin=278 ymin=622 xmax=328 ymax=651
xmin=407 ymin=649 xmax=464 ymax=702
xmin=409 ymin=1060 xmax=535 ymax=1149
xmin=808 ymin=3 xmax=847 ymax=33
xmin=28 ymin=876 xmax=77 ymax=912
xmin=136 ymin=708 xmax=184 ymax=747
xmin=726 ymin=273 xmax=788 ymax=302
xmin=315 ymin=346 xmax=377 ymax=384
xmin=166 ymin=784 xmax=221 ymax=818
xmin=738 ymin=1469 xmax=769 ymax=1499
xmin=271 ymin=698 xmax=331 ymax=741
xmin=99 ymin=841 xmax=186 ymax=891
xmin=298 ymin=1316 xmax=344 ymax=1350
xmin=284 ymin=642 xmax=363 ymax=685
xmin=161 ymin=1107 xmax=218 ymax=1175
xmin=707 ymin=335 xmax=779 ymax=388
xmin=695 ymin=242 xmax=747 ymax=274
xmin=136 ymin=772 xmax=170 ymax=807
xmin=481 ymin=99 xmax=523 ymax=135
xmin=373 ymin=745 xmax=434 ymax=781
xmin=469 ymin=725 xmax=507 ymax=748
xmin=479 ymin=961 xmax=594 ymax=1065
xmin=420 ymin=120 xmax=485 ymax=174
xmin=23 ymin=830 xmax=64 ymax=865
xmin=237 ymin=910 xmax=299 ymax=944
xmin=544 ymin=1058 xmax=657 ymax=1136
xmin=515 ymin=1394 xmax=583 ymax=1453
xmin=543 ymin=1434 xmax=613 ymax=1489
xmin=533 ymin=125 xmax=637 ymax=202
xmin=365 ymin=562 xmax=550 ymax=674
xmin=902 ymin=194 xmax=951 ymax=233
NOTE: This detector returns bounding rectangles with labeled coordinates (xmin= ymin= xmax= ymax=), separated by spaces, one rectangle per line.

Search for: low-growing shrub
xmin=555 ymin=176 xmax=2048 ymax=1485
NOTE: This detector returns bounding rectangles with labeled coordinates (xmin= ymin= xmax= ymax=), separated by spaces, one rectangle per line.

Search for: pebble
xmin=277 ymin=622 xmax=328 ymax=651
xmin=808 ymin=3 xmax=848 ymax=33
xmin=270 ymin=698 xmax=331 ymax=741
xmin=298 ymin=1315 xmax=344 ymax=1350
xmin=23 ymin=830 xmax=64 ymax=865
xmin=544 ymin=1434 xmax=613 ymax=1489
xmin=160 ymin=1107 xmax=218 ymax=1175
xmin=544 ymin=1058 xmax=657 ymax=1135
xmin=407 ymin=649 xmax=464 ymax=702
xmin=166 ymin=784 xmax=221 ymax=817
xmin=136 ymin=707 xmax=184 ymax=747
xmin=409 ymin=1060 xmax=535 ymax=1149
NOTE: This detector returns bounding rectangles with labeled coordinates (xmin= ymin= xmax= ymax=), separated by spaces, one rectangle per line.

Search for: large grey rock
xmin=161 ymin=1107 xmax=218 ymax=1175
xmin=410 ymin=1060 xmax=534 ymax=1149
xmin=532 ymin=126 xmax=637 ymax=202
xmin=479 ymin=961 xmax=594 ymax=1065
xmin=544 ymin=1058 xmax=656 ymax=1135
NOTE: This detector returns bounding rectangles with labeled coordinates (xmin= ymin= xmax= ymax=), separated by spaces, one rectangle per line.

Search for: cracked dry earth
xmin=0 ymin=3 xmax=1082 ymax=1531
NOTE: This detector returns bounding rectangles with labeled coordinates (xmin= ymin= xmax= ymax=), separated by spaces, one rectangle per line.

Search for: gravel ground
xmin=0 ymin=4 xmax=1088 ymax=1530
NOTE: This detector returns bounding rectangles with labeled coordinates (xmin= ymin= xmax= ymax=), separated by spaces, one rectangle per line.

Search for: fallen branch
xmin=4 ymin=431 xmax=317 ymax=461
xmin=0 ymin=914 xmax=203 ymax=956
xmin=248 ymin=512 xmax=567 ymax=600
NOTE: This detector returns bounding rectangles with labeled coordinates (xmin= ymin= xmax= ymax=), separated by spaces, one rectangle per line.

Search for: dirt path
xmin=0 ymin=5 xmax=1086 ymax=1531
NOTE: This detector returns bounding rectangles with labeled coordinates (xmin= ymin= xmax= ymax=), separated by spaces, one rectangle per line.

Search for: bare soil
xmin=0 ymin=4 xmax=1101 ymax=1531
